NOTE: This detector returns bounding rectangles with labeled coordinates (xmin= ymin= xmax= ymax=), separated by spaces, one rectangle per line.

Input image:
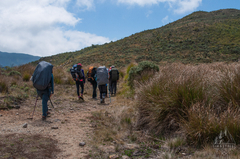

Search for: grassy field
xmin=30 ymin=9 xmax=240 ymax=69
xmin=1 ymin=62 xmax=240 ymax=158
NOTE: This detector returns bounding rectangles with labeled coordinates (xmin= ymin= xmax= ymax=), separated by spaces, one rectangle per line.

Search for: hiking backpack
xmin=111 ymin=68 xmax=119 ymax=81
xmin=32 ymin=61 xmax=53 ymax=91
xmin=87 ymin=66 xmax=96 ymax=82
xmin=97 ymin=66 xmax=108 ymax=85
xmin=70 ymin=64 xmax=83 ymax=81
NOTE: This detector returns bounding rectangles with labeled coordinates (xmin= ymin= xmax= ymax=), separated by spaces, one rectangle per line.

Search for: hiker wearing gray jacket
xmin=97 ymin=66 xmax=108 ymax=103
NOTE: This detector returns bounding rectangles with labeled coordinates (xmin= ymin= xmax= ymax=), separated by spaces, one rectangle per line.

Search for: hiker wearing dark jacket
xmin=108 ymin=66 xmax=119 ymax=96
xmin=90 ymin=67 xmax=97 ymax=99
xmin=37 ymin=73 xmax=54 ymax=120
xmin=75 ymin=63 xmax=85 ymax=100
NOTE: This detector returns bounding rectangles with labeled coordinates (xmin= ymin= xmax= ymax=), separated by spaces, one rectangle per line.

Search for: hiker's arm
xmin=51 ymin=74 xmax=54 ymax=94
xmin=82 ymin=69 xmax=85 ymax=84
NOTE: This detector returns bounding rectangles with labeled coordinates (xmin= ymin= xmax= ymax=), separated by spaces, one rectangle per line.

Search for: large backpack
xmin=97 ymin=66 xmax=108 ymax=85
xmin=70 ymin=64 xmax=83 ymax=81
xmin=32 ymin=61 xmax=53 ymax=91
xmin=87 ymin=66 xmax=96 ymax=82
xmin=111 ymin=68 xmax=119 ymax=81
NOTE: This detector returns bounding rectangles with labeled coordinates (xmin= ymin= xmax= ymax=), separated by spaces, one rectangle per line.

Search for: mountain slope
xmin=37 ymin=9 xmax=240 ymax=68
xmin=0 ymin=52 xmax=41 ymax=67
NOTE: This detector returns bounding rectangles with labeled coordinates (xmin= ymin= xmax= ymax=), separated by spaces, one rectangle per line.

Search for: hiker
xmin=108 ymin=66 xmax=119 ymax=96
xmin=87 ymin=66 xmax=97 ymax=99
xmin=31 ymin=61 xmax=54 ymax=120
xmin=73 ymin=63 xmax=85 ymax=100
xmin=97 ymin=66 xmax=108 ymax=103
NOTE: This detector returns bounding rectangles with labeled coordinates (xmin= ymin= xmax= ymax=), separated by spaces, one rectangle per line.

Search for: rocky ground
xmin=0 ymin=86 xmax=116 ymax=159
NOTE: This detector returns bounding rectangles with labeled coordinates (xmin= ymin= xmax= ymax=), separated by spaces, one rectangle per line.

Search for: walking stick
xmin=108 ymin=83 xmax=111 ymax=103
xmin=49 ymin=97 xmax=54 ymax=108
xmin=27 ymin=95 xmax=38 ymax=120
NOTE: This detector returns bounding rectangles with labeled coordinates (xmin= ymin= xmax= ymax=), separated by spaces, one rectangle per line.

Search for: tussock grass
xmin=183 ymin=103 xmax=240 ymax=146
xmin=136 ymin=62 xmax=240 ymax=146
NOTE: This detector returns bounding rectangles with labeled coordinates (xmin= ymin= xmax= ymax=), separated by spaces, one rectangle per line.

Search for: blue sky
xmin=0 ymin=0 xmax=239 ymax=57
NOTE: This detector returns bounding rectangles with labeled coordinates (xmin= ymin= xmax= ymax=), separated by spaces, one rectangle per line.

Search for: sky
xmin=0 ymin=0 xmax=239 ymax=57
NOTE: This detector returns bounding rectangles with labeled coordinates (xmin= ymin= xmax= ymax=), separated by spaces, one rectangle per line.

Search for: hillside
xmin=0 ymin=51 xmax=40 ymax=67
xmin=36 ymin=9 xmax=240 ymax=68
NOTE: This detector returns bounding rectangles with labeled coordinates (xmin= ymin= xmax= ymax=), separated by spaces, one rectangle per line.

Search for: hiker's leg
xmin=99 ymin=85 xmax=103 ymax=100
xmin=113 ymin=81 xmax=117 ymax=94
xmin=80 ymin=81 xmax=84 ymax=95
xmin=76 ymin=81 xmax=80 ymax=96
xmin=102 ymin=85 xmax=107 ymax=99
xmin=42 ymin=93 xmax=49 ymax=117
xmin=93 ymin=81 xmax=97 ymax=98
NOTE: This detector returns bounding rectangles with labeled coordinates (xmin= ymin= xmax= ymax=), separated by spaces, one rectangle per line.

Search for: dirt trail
xmin=0 ymin=93 xmax=114 ymax=159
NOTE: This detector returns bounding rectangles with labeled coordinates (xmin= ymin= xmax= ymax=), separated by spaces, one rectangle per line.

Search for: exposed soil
xmin=0 ymin=85 xmax=115 ymax=159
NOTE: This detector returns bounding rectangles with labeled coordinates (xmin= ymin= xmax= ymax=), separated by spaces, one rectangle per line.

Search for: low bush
xmin=8 ymin=71 xmax=21 ymax=76
xmin=124 ymin=63 xmax=136 ymax=81
xmin=22 ymin=73 xmax=31 ymax=82
xmin=128 ymin=61 xmax=159 ymax=89
xmin=0 ymin=81 xmax=8 ymax=93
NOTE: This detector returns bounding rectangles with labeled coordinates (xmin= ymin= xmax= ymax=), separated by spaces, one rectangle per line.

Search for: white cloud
xmin=146 ymin=10 xmax=153 ymax=17
xmin=174 ymin=0 xmax=202 ymax=14
xmin=0 ymin=0 xmax=109 ymax=56
xmin=76 ymin=0 xmax=95 ymax=10
xmin=162 ymin=15 xmax=169 ymax=24
xmin=117 ymin=0 xmax=202 ymax=14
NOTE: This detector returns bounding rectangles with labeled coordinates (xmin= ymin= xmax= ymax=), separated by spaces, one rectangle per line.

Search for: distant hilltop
xmin=36 ymin=9 xmax=240 ymax=68
xmin=0 ymin=51 xmax=41 ymax=67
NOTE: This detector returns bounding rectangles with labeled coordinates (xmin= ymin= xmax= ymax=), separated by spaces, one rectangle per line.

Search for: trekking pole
xmin=108 ymin=83 xmax=111 ymax=103
xmin=49 ymin=97 xmax=54 ymax=108
xmin=27 ymin=95 xmax=38 ymax=120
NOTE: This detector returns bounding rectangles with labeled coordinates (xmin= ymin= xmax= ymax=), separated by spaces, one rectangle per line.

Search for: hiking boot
xmin=102 ymin=98 xmax=105 ymax=104
xmin=80 ymin=94 xmax=84 ymax=100
xmin=47 ymin=111 xmax=51 ymax=115
xmin=42 ymin=116 xmax=46 ymax=121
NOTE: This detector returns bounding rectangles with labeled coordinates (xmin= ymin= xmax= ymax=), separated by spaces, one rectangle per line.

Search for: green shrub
xmin=128 ymin=61 xmax=159 ymax=89
xmin=124 ymin=63 xmax=136 ymax=81
xmin=0 ymin=81 xmax=8 ymax=93
xmin=8 ymin=71 xmax=21 ymax=76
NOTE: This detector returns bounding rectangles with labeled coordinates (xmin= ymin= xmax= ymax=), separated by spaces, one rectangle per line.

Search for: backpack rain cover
xmin=32 ymin=61 xmax=53 ymax=91
xmin=97 ymin=66 xmax=108 ymax=85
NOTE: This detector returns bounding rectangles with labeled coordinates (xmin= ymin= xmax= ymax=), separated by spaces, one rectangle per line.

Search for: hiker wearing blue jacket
xmin=37 ymin=72 xmax=54 ymax=120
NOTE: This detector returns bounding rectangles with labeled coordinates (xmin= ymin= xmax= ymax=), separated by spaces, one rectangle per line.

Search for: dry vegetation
xmin=1 ymin=62 xmax=240 ymax=158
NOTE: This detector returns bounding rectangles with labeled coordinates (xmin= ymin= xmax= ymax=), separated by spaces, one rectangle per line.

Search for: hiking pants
xmin=110 ymin=80 xmax=117 ymax=94
xmin=76 ymin=81 xmax=84 ymax=96
xmin=37 ymin=90 xmax=50 ymax=117
xmin=92 ymin=80 xmax=97 ymax=98
xmin=98 ymin=85 xmax=107 ymax=99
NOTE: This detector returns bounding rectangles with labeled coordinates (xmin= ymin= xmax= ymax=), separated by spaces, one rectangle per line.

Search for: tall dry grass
xmin=136 ymin=62 xmax=240 ymax=146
